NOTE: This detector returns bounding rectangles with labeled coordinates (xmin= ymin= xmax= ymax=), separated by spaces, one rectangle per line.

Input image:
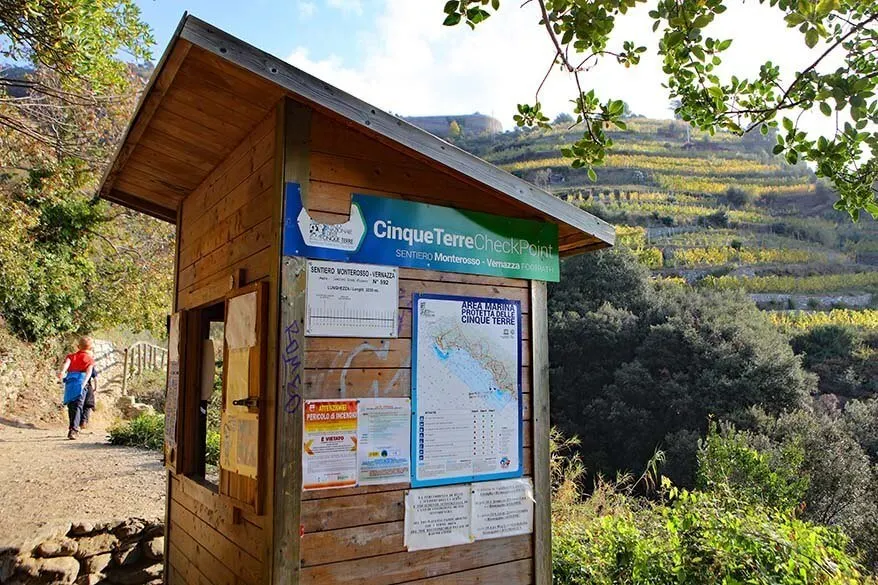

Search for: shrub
xmin=724 ymin=185 xmax=755 ymax=207
xmin=108 ymin=413 xmax=164 ymax=451
xmin=107 ymin=412 xmax=220 ymax=467
xmin=790 ymin=325 xmax=862 ymax=368
xmin=746 ymin=408 xmax=878 ymax=568
xmin=699 ymin=209 xmax=729 ymax=227
xmin=843 ymin=398 xmax=878 ymax=461
xmin=553 ymin=112 xmax=574 ymax=125
xmin=634 ymin=247 xmax=663 ymax=268
xmin=696 ymin=421 xmax=808 ymax=511
xmin=552 ymin=475 xmax=872 ymax=585
xmin=206 ymin=430 xmax=220 ymax=467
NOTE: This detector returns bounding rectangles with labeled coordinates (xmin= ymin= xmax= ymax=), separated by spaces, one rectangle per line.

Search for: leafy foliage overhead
xmin=0 ymin=0 xmax=152 ymax=91
xmin=0 ymin=2 xmax=171 ymax=341
xmin=443 ymin=0 xmax=878 ymax=219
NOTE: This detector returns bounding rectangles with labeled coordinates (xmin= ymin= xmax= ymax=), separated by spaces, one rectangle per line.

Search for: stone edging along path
xmin=0 ymin=518 xmax=163 ymax=585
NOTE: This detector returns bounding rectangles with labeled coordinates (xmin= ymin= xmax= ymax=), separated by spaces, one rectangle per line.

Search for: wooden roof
xmin=98 ymin=14 xmax=615 ymax=254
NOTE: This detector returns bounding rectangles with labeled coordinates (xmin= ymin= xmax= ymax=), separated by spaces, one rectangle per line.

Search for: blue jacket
xmin=63 ymin=371 xmax=88 ymax=405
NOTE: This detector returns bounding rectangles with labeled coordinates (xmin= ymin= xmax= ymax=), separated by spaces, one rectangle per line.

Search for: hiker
xmin=58 ymin=337 xmax=95 ymax=440
xmin=80 ymin=367 xmax=99 ymax=430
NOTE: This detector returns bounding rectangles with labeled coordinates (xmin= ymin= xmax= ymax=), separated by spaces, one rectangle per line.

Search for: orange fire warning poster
xmin=303 ymin=399 xmax=359 ymax=490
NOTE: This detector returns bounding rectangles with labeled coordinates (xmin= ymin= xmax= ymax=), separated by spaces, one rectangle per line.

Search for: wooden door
xmin=219 ymin=281 xmax=268 ymax=513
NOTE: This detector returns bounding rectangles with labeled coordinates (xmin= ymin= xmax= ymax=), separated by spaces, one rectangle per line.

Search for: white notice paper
xmin=470 ymin=478 xmax=534 ymax=540
xmin=404 ymin=485 xmax=472 ymax=551
xmin=357 ymin=398 xmax=411 ymax=485
xmin=226 ymin=292 xmax=257 ymax=349
xmin=305 ymin=260 xmax=398 ymax=338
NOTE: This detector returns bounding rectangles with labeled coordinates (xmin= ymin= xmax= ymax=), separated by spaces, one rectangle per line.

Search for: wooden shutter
xmin=219 ymin=281 xmax=268 ymax=513
xmin=165 ymin=310 xmax=186 ymax=473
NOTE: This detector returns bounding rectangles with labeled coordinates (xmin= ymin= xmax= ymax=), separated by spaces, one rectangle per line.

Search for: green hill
xmin=457 ymin=118 xmax=878 ymax=310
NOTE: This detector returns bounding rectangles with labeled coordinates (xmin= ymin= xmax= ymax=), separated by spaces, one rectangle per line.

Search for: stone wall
xmin=750 ymin=292 xmax=873 ymax=309
xmin=2 ymin=518 xmax=163 ymax=585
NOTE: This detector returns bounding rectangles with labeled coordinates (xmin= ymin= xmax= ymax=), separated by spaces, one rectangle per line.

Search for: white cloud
xmin=285 ymin=1 xmax=842 ymax=136
xmin=326 ymin=0 xmax=362 ymax=15
xmin=298 ymin=2 xmax=316 ymax=18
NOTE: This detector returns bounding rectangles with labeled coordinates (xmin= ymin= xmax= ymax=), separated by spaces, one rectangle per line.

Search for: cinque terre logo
xmin=296 ymin=202 xmax=366 ymax=252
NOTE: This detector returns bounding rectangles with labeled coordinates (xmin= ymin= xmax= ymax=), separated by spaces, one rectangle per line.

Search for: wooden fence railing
xmin=121 ymin=341 xmax=168 ymax=395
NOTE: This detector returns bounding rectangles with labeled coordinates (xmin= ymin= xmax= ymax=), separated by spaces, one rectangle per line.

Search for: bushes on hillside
xmin=553 ymin=489 xmax=870 ymax=585
xmin=716 ymin=409 xmax=878 ymax=569
xmin=701 ymin=271 xmax=878 ymax=293
xmin=771 ymin=310 xmax=878 ymax=332
xmin=670 ymin=245 xmax=823 ymax=267
xmin=788 ymin=325 xmax=877 ymax=398
xmin=551 ymin=427 xmax=875 ymax=585
xmin=548 ymin=248 xmax=814 ymax=486
xmin=844 ymin=398 xmax=878 ymax=461
xmin=724 ymin=185 xmax=755 ymax=207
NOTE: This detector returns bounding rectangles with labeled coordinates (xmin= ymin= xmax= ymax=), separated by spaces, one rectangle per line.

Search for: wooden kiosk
xmin=97 ymin=14 xmax=614 ymax=585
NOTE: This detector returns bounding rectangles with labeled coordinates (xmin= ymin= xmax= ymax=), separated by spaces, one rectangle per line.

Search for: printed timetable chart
xmin=412 ymin=294 xmax=523 ymax=487
xmin=305 ymin=260 xmax=398 ymax=338
xmin=305 ymin=305 xmax=397 ymax=336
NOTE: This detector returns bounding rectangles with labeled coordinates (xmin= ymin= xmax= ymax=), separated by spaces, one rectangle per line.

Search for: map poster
xmin=411 ymin=294 xmax=522 ymax=488
xmin=471 ymin=478 xmax=534 ymax=540
xmin=357 ymin=398 xmax=411 ymax=485
xmin=404 ymin=485 xmax=473 ymax=551
xmin=303 ymin=399 xmax=359 ymax=490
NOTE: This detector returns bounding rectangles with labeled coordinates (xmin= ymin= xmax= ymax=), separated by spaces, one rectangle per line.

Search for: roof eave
xmin=95 ymin=13 xmax=191 ymax=223
xmin=178 ymin=15 xmax=615 ymax=248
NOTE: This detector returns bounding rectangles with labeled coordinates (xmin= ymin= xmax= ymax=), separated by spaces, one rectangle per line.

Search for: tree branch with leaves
xmin=443 ymin=0 xmax=878 ymax=220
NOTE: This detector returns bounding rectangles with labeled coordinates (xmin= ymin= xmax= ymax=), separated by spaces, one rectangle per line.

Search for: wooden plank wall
xmin=305 ymin=111 xmax=550 ymax=225
xmin=167 ymin=106 xmax=278 ymax=585
xmin=299 ymin=269 xmax=534 ymax=585
xmin=293 ymin=113 xmax=537 ymax=585
xmin=176 ymin=108 xmax=277 ymax=310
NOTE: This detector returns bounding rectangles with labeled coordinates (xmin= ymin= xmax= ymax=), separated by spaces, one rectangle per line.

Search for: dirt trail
xmin=0 ymin=423 xmax=165 ymax=548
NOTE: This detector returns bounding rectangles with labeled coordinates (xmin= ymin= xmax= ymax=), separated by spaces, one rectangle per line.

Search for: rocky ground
xmin=0 ymin=423 xmax=166 ymax=549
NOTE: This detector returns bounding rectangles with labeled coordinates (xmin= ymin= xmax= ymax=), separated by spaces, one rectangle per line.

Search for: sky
xmin=135 ymin=0 xmax=835 ymax=132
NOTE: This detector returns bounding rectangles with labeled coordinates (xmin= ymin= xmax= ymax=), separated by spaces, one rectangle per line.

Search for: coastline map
xmin=411 ymin=293 xmax=522 ymax=487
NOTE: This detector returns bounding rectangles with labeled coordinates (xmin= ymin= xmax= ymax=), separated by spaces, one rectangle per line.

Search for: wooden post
xmin=271 ymin=98 xmax=311 ymax=585
xmin=121 ymin=348 xmax=129 ymax=396
xmin=531 ymin=280 xmax=552 ymax=585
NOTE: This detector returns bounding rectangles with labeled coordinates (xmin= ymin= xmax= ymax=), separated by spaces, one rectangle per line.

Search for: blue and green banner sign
xmin=283 ymin=182 xmax=560 ymax=281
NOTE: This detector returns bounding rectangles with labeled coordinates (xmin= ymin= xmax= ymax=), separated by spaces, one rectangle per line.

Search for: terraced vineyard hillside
xmin=458 ymin=118 xmax=878 ymax=407
xmin=459 ymin=119 xmax=878 ymax=311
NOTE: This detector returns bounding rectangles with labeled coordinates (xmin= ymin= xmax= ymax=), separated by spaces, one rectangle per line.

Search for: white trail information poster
xmin=305 ymin=260 xmax=398 ymax=338
xmin=404 ymin=485 xmax=472 ymax=551
xmin=357 ymin=398 xmax=411 ymax=485
xmin=470 ymin=478 xmax=534 ymax=540
xmin=303 ymin=399 xmax=358 ymax=490
xmin=411 ymin=294 xmax=522 ymax=488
